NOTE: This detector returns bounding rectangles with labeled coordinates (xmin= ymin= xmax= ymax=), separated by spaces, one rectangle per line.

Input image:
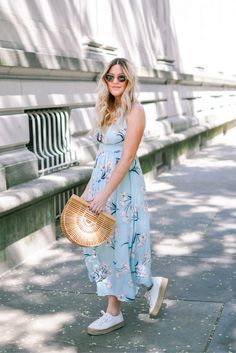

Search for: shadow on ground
xmin=0 ymin=134 xmax=236 ymax=353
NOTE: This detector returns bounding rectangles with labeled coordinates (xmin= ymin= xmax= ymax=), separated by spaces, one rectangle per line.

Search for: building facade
xmin=0 ymin=0 xmax=236 ymax=273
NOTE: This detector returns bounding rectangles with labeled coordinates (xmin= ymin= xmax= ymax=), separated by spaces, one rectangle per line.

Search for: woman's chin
xmin=110 ymin=91 xmax=122 ymax=98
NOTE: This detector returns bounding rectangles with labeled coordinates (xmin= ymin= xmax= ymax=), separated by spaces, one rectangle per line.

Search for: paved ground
xmin=0 ymin=128 xmax=236 ymax=353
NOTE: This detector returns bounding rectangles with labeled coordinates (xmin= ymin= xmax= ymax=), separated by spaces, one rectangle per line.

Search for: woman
xmin=81 ymin=58 xmax=168 ymax=335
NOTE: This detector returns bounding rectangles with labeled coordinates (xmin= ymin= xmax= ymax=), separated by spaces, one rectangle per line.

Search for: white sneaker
xmin=145 ymin=277 xmax=168 ymax=317
xmin=87 ymin=310 xmax=125 ymax=335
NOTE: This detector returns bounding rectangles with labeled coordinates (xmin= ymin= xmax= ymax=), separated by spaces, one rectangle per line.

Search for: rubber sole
xmin=150 ymin=277 xmax=168 ymax=318
xmin=87 ymin=320 xmax=125 ymax=336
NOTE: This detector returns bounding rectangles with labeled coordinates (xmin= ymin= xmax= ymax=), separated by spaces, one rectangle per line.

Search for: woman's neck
xmin=115 ymin=97 xmax=121 ymax=105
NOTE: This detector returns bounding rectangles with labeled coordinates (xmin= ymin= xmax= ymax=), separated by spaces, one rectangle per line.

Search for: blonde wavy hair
xmin=95 ymin=57 xmax=138 ymax=130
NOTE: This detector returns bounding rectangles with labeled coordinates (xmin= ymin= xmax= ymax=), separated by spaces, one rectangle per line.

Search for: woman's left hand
xmin=88 ymin=190 xmax=109 ymax=214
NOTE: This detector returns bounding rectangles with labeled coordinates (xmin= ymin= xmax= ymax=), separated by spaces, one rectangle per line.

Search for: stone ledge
xmin=1 ymin=114 xmax=236 ymax=218
xmin=0 ymin=148 xmax=38 ymax=189
xmin=0 ymin=48 xmax=103 ymax=80
xmin=1 ymin=48 xmax=236 ymax=87
xmin=140 ymin=114 xmax=236 ymax=157
xmin=0 ymin=165 xmax=93 ymax=217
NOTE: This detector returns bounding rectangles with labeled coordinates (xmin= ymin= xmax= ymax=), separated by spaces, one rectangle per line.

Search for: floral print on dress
xmin=83 ymin=117 xmax=152 ymax=302
xmin=98 ymin=160 xmax=113 ymax=183
xmin=92 ymin=263 xmax=111 ymax=282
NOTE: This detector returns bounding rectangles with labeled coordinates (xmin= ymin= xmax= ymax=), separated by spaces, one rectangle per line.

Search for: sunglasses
xmin=105 ymin=73 xmax=127 ymax=82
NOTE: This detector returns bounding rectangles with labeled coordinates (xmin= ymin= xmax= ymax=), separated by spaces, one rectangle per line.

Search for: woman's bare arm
xmin=80 ymin=179 xmax=90 ymax=201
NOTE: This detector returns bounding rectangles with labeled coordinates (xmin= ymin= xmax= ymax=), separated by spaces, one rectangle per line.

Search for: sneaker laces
xmin=98 ymin=310 xmax=112 ymax=324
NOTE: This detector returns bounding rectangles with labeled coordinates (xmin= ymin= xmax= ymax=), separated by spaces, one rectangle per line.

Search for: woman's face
xmin=105 ymin=64 xmax=128 ymax=100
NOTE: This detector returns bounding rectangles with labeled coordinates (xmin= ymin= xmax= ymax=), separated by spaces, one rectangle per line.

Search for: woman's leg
xmin=106 ymin=295 xmax=121 ymax=316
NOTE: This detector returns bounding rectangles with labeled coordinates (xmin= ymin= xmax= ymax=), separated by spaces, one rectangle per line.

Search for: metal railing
xmin=27 ymin=108 xmax=77 ymax=175
xmin=54 ymin=185 xmax=81 ymax=220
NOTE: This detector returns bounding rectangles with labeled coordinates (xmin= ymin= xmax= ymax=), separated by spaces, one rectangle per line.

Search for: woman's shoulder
xmin=131 ymin=101 xmax=145 ymax=114
xmin=126 ymin=102 xmax=145 ymax=123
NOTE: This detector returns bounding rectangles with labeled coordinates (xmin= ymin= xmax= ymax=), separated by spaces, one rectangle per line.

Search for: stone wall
xmin=1 ymin=0 xmax=236 ymax=274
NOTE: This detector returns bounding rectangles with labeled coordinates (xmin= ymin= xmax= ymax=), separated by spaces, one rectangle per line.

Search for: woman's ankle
xmin=106 ymin=308 xmax=120 ymax=316
xmin=106 ymin=296 xmax=121 ymax=316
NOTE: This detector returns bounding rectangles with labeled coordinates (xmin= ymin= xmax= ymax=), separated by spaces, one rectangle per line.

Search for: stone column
xmin=0 ymin=114 xmax=38 ymax=190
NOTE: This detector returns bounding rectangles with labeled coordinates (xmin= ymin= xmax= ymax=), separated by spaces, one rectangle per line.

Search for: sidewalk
xmin=0 ymin=128 xmax=235 ymax=353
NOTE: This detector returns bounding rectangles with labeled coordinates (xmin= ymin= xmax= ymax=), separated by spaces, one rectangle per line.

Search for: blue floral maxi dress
xmin=83 ymin=118 xmax=152 ymax=302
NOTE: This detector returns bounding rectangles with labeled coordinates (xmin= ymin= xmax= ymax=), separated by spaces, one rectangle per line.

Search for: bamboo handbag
xmin=60 ymin=194 xmax=116 ymax=247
